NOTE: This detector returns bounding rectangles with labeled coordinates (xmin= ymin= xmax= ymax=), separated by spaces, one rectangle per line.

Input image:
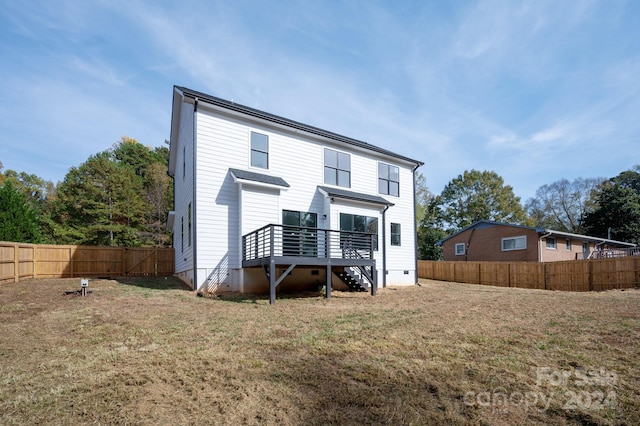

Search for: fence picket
xmin=0 ymin=241 xmax=174 ymax=284
xmin=418 ymin=258 xmax=639 ymax=292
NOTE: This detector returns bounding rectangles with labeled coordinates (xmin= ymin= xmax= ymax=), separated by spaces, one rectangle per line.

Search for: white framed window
xmin=391 ymin=223 xmax=401 ymax=246
xmin=502 ymin=236 xmax=526 ymax=251
xmin=378 ymin=163 xmax=399 ymax=196
xmin=324 ymin=148 xmax=350 ymax=188
xmin=455 ymin=243 xmax=465 ymax=255
xmin=566 ymin=239 xmax=571 ymax=251
xmin=546 ymin=237 xmax=557 ymax=249
xmin=250 ymin=131 xmax=269 ymax=169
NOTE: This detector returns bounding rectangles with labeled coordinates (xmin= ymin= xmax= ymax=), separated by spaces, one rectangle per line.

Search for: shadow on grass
xmin=114 ymin=276 xmax=192 ymax=291
xmin=209 ymin=291 xmax=325 ymax=304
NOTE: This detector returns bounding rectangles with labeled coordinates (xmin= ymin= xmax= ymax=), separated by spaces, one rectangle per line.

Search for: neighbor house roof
xmin=229 ymin=168 xmax=290 ymax=188
xmin=173 ymin=86 xmax=424 ymax=168
xmin=437 ymin=220 xmax=637 ymax=247
xmin=317 ymin=186 xmax=394 ymax=206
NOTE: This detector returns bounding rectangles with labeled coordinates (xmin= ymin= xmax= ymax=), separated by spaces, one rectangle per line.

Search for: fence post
xmin=543 ymin=263 xmax=548 ymax=290
xmin=13 ymin=243 xmax=19 ymax=283
xmin=31 ymin=244 xmax=37 ymax=280
xmin=588 ymin=260 xmax=594 ymax=291
xmin=69 ymin=246 xmax=74 ymax=278
xmin=154 ymin=247 xmax=159 ymax=277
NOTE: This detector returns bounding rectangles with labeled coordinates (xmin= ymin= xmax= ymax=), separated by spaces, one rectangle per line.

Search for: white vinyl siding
xmin=176 ymin=98 xmax=418 ymax=290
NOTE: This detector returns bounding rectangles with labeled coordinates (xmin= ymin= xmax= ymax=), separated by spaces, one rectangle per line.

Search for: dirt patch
xmin=0 ymin=278 xmax=638 ymax=425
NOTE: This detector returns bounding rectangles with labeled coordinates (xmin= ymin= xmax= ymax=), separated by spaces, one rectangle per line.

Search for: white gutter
xmin=538 ymin=231 xmax=553 ymax=262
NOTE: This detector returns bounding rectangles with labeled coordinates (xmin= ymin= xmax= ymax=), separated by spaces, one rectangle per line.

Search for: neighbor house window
xmin=566 ymin=239 xmax=571 ymax=251
xmin=340 ymin=213 xmax=378 ymax=250
xmin=378 ymin=163 xmax=399 ymax=196
xmin=502 ymin=236 xmax=526 ymax=251
xmin=250 ymin=131 xmax=269 ymax=169
xmin=324 ymin=148 xmax=350 ymax=187
xmin=391 ymin=223 xmax=401 ymax=246
xmin=546 ymin=237 xmax=557 ymax=249
xmin=455 ymin=243 xmax=465 ymax=255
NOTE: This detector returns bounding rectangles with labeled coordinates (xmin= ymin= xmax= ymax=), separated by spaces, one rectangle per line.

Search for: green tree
xmin=437 ymin=169 xmax=528 ymax=232
xmin=144 ymin=162 xmax=173 ymax=246
xmin=582 ymin=167 xmax=640 ymax=244
xmin=414 ymin=172 xmax=445 ymax=260
xmin=415 ymin=172 xmax=434 ymax=226
xmin=0 ymin=180 xmax=42 ymax=243
xmin=525 ymin=177 xmax=603 ymax=233
xmin=56 ymin=153 xmax=145 ymax=246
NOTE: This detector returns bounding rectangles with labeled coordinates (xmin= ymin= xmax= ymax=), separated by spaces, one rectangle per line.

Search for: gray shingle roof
xmin=230 ymin=168 xmax=290 ymax=188
xmin=318 ymin=186 xmax=394 ymax=206
xmin=176 ymin=86 xmax=423 ymax=167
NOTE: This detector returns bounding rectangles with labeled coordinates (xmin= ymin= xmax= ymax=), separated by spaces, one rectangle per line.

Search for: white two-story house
xmin=167 ymin=86 xmax=423 ymax=303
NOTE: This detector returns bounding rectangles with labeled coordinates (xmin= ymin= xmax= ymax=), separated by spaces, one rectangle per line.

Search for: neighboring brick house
xmin=438 ymin=220 xmax=636 ymax=262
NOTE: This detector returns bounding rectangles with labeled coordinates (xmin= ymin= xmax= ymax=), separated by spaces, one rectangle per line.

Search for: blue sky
xmin=1 ymin=0 xmax=639 ymax=201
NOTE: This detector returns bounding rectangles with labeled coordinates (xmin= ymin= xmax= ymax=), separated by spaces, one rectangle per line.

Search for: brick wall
xmin=443 ymin=225 xmax=539 ymax=261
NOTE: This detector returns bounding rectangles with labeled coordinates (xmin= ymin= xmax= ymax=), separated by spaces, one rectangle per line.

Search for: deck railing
xmin=242 ymin=224 xmax=374 ymax=262
xmin=589 ymin=246 xmax=640 ymax=259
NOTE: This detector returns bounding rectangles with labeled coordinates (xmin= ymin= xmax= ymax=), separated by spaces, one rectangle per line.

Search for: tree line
xmin=416 ymin=166 xmax=640 ymax=260
xmin=0 ymin=137 xmax=173 ymax=247
xmin=2 ymin=140 xmax=638 ymax=255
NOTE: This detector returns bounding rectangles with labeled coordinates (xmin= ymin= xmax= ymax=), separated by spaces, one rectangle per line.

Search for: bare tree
xmin=525 ymin=177 xmax=604 ymax=233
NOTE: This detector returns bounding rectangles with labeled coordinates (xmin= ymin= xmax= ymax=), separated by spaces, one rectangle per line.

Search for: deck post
xmin=269 ymin=259 xmax=276 ymax=305
xmin=371 ymin=264 xmax=377 ymax=296
xmin=325 ymin=262 xmax=331 ymax=300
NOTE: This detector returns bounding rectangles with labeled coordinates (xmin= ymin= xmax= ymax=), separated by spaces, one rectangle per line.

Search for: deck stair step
xmin=334 ymin=270 xmax=367 ymax=292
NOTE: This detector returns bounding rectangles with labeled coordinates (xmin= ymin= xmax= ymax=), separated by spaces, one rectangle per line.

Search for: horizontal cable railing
xmin=242 ymin=224 xmax=374 ymax=262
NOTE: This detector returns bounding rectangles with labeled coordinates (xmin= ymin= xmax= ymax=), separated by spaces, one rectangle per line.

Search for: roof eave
xmin=176 ymin=86 xmax=423 ymax=167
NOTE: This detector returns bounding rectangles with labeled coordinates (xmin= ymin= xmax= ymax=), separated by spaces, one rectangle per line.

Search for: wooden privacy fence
xmin=418 ymin=258 xmax=640 ymax=292
xmin=0 ymin=241 xmax=174 ymax=284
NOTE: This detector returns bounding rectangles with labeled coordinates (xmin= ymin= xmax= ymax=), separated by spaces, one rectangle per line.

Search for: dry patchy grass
xmin=1 ymin=278 xmax=638 ymax=425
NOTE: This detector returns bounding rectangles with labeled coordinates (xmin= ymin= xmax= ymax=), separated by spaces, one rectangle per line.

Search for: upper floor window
xmin=502 ymin=236 xmax=526 ymax=251
xmin=566 ymin=239 xmax=571 ymax=251
xmin=251 ymin=132 xmax=269 ymax=169
xmin=324 ymin=148 xmax=350 ymax=188
xmin=378 ymin=163 xmax=399 ymax=196
xmin=455 ymin=242 xmax=465 ymax=255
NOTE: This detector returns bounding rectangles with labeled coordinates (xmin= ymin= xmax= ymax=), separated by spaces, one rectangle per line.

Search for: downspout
xmin=412 ymin=163 xmax=420 ymax=285
xmin=382 ymin=204 xmax=390 ymax=288
xmin=465 ymin=228 xmax=476 ymax=261
xmin=538 ymin=231 xmax=552 ymax=262
xmin=192 ymin=97 xmax=199 ymax=291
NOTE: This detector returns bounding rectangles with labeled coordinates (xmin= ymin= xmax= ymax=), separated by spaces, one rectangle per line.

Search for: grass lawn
xmin=1 ymin=277 xmax=638 ymax=425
